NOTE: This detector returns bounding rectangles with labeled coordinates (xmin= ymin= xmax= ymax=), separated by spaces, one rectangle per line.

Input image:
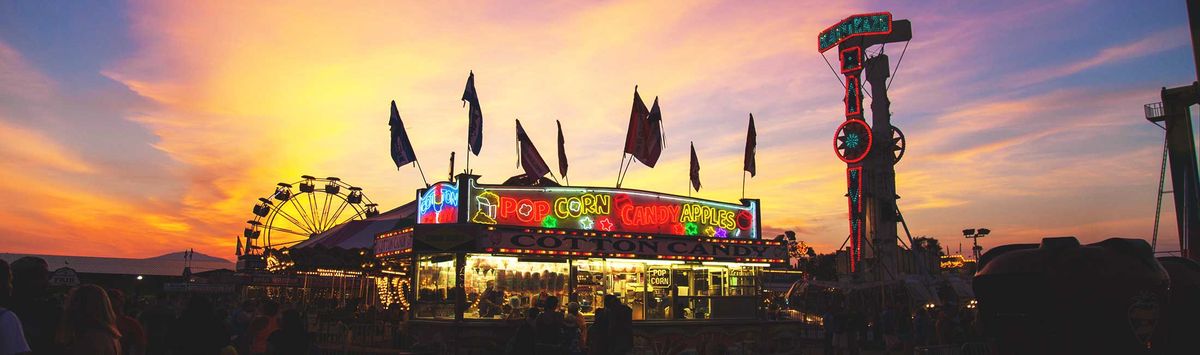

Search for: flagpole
xmin=413 ymin=160 xmax=430 ymax=187
xmin=618 ymin=156 xmax=634 ymax=187
xmin=615 ymin=154 xmax=627 ymax=187
xmin=741 ymin=171 xmax=747 ymax=199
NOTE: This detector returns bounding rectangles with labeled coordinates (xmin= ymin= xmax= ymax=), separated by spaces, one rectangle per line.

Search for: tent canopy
xmin=292 ymin=201 xmax=415 ymax=250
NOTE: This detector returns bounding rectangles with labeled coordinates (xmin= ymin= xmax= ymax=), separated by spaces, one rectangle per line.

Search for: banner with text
xmin=479 ymin=230 xmax=785 ymax=263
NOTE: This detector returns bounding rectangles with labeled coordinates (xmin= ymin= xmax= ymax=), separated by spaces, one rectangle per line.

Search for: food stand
xmin=374 ymin=175 xmax=809 ymax=353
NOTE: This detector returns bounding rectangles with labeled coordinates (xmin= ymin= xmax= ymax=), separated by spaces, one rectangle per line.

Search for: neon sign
xmin=845 ymin=75 xmax=862 ymax=115
xmin=467 ymin=179 xmax=758 ymax=239
xmin=375 ymin=229 xmax=414 ymax=257
xmin=940 ymin=255 xmax=969 ymax=269
xmin=417 ymin=182 xmax=459 ymax=224
xmin=480 ymin=229 xmax=786 ymax=263
xmin=840 ymin=47 xmax=862 ymax=73
xmin=817 ymin=12 xmax=893 ymax=52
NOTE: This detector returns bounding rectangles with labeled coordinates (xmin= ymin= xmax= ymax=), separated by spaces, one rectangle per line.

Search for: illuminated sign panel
xmin=840 ymin=47 xmax=862 ymax=73
xmin=467 ymin=180 xmax=758 ymax=239
xmin=817 ymin=12 xmax=893 ymax=52
xmin=480 ymin=230 xmax=785 ymax=263
xmin=845 ymin=75 xmax=863 ymax=115
xmin=417 ymin=182 xmax=459 ymax=224
xmin=940 ymin=255 xmax=970 ymax=269
xmin=375 ymin=229 xmax=413 ymax=257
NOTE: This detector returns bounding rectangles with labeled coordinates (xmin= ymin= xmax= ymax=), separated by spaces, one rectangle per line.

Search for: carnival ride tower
xmin=819 ymin=13 xmax=912 ymax=279
xmin=1145 ymin=0 xmax=1200 ymax=262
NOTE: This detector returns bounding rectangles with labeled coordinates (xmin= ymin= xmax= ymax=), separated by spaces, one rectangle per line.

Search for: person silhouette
xmin=57 ymin=284 xmax=121 ymax=355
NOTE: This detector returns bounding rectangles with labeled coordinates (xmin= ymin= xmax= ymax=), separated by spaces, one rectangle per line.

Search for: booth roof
xmin=292 ymin=201 xmax=416 ymax=250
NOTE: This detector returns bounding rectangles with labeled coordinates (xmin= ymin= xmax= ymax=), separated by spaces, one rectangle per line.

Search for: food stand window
xmin=646 ymin=263 xmax=762 ymax=320
xmin=463 ymin=254 xmax=569 ymax=319
xmin=573 ymin=259 xmax=648 ymax=319
xmin=415 ymin=253 xmax=457 ymax=319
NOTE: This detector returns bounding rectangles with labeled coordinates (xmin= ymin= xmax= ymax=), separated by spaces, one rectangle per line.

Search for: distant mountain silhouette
xmin=148 ymin=251 xmax=230 ymax=263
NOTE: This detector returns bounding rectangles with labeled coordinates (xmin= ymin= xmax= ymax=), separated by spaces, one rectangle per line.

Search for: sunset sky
xmin=0 ymin=0 xmax=1195 ymax=259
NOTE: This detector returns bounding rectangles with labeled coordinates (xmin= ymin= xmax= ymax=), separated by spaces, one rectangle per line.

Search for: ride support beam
xmin=1153 ymin=83 xmax=1200 ymax=261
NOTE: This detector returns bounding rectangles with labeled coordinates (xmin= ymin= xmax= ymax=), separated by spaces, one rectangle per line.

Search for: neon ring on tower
xmin=833 ymin=119 xmax=873 ymax=164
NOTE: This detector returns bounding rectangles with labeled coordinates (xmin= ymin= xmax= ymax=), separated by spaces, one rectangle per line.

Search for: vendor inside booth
xmin=374 ymin=175 xmax=787 ymax=322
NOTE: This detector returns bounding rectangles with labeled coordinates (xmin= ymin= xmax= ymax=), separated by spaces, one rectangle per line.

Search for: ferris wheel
xmin=241 ymin=175 xmax=379 ymax=255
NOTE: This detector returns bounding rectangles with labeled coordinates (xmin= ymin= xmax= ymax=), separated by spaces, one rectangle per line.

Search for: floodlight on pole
xmin=963 ymin=227 xmax=989 ymax=261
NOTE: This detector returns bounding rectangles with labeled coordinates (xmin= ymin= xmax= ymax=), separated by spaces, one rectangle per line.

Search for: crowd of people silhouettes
xmin=0 ymin=256 xmax=324 ymax=355
xmin=506 ymin=294 xmax=633 ymax=355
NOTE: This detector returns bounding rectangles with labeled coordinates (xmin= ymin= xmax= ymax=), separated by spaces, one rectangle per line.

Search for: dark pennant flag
xmin=623 ymin=87 xmax=650 ymax=157
xmin=389 ymin=100 xmax=418 ymax=168
xmin=462 ymin=71 xmax=484 ymax=155
xmin=744 ymin=113 xmax=757 ymax=177
xmin=515 ymin=119 xmax=551 ymax=178
xmin=690 ymin=142 xmax=701 ymax=192
xmin=557 ymin=120 xmax=568 ymax=179
xmin=635 ymin=96 xmax=664 ymax=167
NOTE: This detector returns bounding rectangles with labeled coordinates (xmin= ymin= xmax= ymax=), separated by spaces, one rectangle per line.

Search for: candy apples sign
xmin=467 ymin=179 xmax=758 ymax=239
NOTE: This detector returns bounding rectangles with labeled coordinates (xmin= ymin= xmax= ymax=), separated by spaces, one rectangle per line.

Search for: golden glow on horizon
xmin=0 ymin=1 xmax=1186 ymax=258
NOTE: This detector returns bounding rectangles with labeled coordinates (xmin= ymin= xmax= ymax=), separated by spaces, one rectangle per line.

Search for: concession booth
xmin=374 ymin=175 xmax=807 ymax=353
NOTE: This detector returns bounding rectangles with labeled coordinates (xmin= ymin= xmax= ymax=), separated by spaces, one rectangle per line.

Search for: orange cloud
xmin=0 ymin=119 xmax=95 ymax=173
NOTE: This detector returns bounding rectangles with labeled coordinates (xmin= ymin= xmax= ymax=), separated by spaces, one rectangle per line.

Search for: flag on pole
xmin=744 ymin=113 xmax=757 ymax=177
xmin=462 ymin=71 xmax=484 ymax=155
xmin=389 ymin=100 xmax=418 ymax=168
xmin=516 ymin=119 xmax=551 ymax=178
xmin=635 ymin=97 xmax=665 ymax=167
xmin=623 ymin=87 xmax=650 ymax=157
xmin=557 ymin=120 xmax=568 ymax=179
xmin=690 ymin=142 xmax=701 ymax=192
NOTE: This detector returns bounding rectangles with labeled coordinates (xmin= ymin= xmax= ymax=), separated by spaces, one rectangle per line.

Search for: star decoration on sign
xmin=598 ymin=217 xmax=615 ymax=231
xmin=703 ymin=227 xmax=716 ymax=237
xmin=684 ymin=223 xmax=699 ymax=236
xmin=714 ymin=228 xmax=728 ymax=238
xmin=579 ymin=216 xmax=594 ymax=230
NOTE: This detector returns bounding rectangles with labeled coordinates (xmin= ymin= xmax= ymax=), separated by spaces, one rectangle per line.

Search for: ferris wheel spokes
xmin=272 ymin=200 xmax=318 ymax=235
xmin=242 ymin=176 xmax=377 ymax=252
xmin=326 ymin=198 xmax=351 ymax=232
xmin=281 ymin=194 xmax=319 ymax=235
xmin=247 ymin=220 xmax=308 ymax=238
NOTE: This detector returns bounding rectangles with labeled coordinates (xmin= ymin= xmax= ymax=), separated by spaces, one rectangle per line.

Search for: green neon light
xmin=542 ymin=215 xmax=558 ymax=228
xmin=845 ymin=133 xmax=861 ymax=149
xmin=818 ymin=13 xmax=892 ymax=52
